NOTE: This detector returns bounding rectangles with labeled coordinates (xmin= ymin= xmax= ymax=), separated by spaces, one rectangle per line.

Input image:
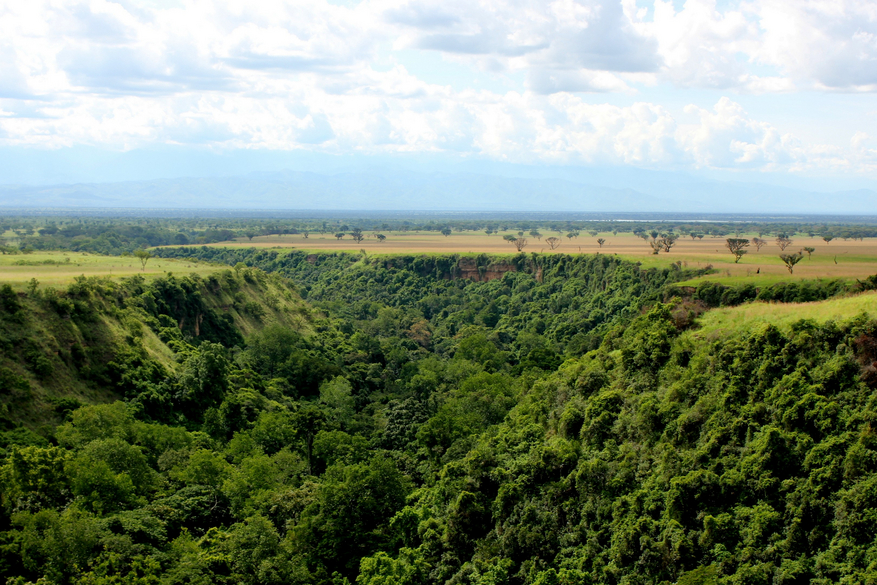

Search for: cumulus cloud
xmin=1 ymin=0 xmax=875 ymax=101
xmin=753 ymin=0 xmax=877 ymax=91
xmin=387 ymin=0 xmax=660 ymax=92
xmin=0 ymin=0 xmax=873 ymax=176
xmin=644 ymin=0 xmax=877 ymax=91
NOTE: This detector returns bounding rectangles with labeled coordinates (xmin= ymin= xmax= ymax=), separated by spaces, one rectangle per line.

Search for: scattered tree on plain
xmin=376 ymin=234 xmax=386 ymax=242
xmin=134 ymin=249 xmax=151 ymax=271
xmin=504 ymin=236 xmax=528 ymax=251
xmin=752 ymin=237 xmax=766 ymax=251
xmin=597 ymin=238 xmax=606 ymax=248
xmin=823 ymin=235 xmax=834 ymax=244
xmin=351 ymin=228 xmax=365 ymax=243
xmin=545 ymin=237 xmax=561 ymax=250
xmin=335 ymin=232 xmax=345 ymax=240
xmin=776 ymin=234 xmax=793 ymax=251
xmin=659 ymin=234 xmax=677 ymax=253
xmin=441 ymin=227 xmax=452 ymax=237
xmin=803 ymin=246 xmax=815 ymax=259
xmin=725 ymin=238 xmax=750 ymax=263
xmin=780 ymin=252 xmax=804 ymax=273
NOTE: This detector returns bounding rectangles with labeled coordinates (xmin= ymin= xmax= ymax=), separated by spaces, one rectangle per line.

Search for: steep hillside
xmin=350 ymin=303 xmax=877 ymax=584
xmin=0 ymin=266 xmax=309 ymax=438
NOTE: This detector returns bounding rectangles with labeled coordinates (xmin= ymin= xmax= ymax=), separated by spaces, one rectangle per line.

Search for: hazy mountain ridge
xmin=0 ymin=170 xmax=873 ymax=213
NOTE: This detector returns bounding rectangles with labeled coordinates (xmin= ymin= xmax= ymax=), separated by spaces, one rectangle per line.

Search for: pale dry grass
xmin=187 ymin=231 xmax=877 ymax=284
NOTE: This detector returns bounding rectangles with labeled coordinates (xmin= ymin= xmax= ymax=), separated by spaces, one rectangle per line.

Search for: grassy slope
xmin=0 ymin=251 xmax=219 ymax=290
xmin=689 ymin=290 xmax=877 ymax=338
xmin=0 ymin=267 xmax=310 ymax=432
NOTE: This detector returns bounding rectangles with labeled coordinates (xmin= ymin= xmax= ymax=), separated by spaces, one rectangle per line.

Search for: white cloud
xmin=753 ymin=0 xmax=877 ymax=91
xmin=0 ymin=0 xmax=873 ymax=177
xmin=386 ymin=0 xmax=660 ymax=93
xmin=1 ymin=0 xmax=875 ymax=101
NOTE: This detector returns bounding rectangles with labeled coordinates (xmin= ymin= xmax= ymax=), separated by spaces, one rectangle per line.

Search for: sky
xmin=0 ymin=0 xmax=876 ymax=189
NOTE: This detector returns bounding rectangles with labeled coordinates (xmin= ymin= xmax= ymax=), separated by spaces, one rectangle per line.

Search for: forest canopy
xmin=1 ymin=250 xmax=876 ymax=584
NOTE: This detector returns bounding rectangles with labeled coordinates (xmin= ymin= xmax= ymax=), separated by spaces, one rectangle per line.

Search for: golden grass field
xmin=690 ymin=290 xmax=877 ymax=338
xmin=197 ymin=230 xmax=877 ymax=285
xmin=0 ymin=251 xmax=218 ymax=290
xmin=3 ymin=230 xmax=877 ymax=291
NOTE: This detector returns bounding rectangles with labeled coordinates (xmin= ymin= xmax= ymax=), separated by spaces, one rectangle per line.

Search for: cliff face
xmin=454 ymin=257 xmax=518 ymax=282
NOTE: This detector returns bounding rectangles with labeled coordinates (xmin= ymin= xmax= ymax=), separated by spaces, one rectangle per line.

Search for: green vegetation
xmin=0 ymin=251 xmax=218 ymax=290
xmin=2 ymin=247 xmax=877 ymax=584
xmin=691 ymin=291 xmax=877 ymax=336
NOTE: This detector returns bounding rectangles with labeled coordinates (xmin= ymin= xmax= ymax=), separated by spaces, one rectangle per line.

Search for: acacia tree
xmin=803 ymin=246 xmax=815 ymax=259
xmin=776 ymin=234 xmax=793 ymax=251
xmin=659 ymin=234 xmax=678 ymax=253
xmin=134 ymin=249 xmax=151 ymax=271
xmin=780 ymin=252 xmax=804 ymax=273
xmin=351 ymin=228 xmax=365 ymax=243
xmin=597 ymin=238 xmax=606 ymax=248
xmin=335 ymin=232 xmax=345 ymax=240
xmin=725 ymin=238 xmax=750 ymax=263
xmin=376 ymin=234 xmax=386 ymax=242
xmin=514 ymin=237 xmax=528 ymax=252
xmin=441 ymin=227 xmax=452 ymax=237
xmin=302 ymin=231 xmax=309 ymax=239
xmin=752 ymin=237 xmax=766 ymax=251
xmin=545 ymin=237 xmax=561 ymax=250
xmin=822 ymin=235 xmax=834 ymax=244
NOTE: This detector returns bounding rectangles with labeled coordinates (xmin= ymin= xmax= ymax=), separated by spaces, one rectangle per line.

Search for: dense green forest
xmin=2 ymin=252 xmax=877 ymax=584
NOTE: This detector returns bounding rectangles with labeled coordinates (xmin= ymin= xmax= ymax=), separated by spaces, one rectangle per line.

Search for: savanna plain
xmin=3 ymin=215 xmax=877 ymax=585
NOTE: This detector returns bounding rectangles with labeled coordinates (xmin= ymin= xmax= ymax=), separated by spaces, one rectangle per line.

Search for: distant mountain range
xmin=0 ymin=169 xmax=874 ymax=214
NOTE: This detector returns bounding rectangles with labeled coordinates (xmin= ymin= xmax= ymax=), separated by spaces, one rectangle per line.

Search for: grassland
xmin=187 ymin=230 xmax=877 ymax=285
xmin=4 ymin=228 xmax=877 ymax=291
xmin=689 ymin=290 xmax=877 ymax=338
xmin=0 ymin=251 xmax=219 ymax=290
